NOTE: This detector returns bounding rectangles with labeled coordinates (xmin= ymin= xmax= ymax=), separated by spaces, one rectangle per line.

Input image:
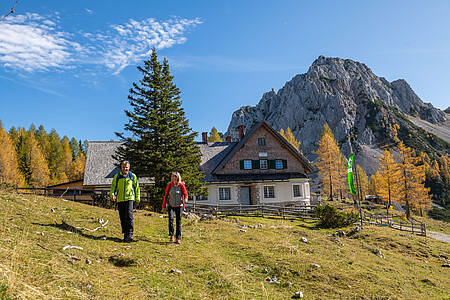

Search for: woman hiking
xmin=162 ymin=172 xmax=188 ymax=244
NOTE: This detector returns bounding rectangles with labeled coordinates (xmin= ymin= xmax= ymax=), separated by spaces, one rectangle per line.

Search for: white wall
xmin=193 ymin=180 xmax=310 ymax=205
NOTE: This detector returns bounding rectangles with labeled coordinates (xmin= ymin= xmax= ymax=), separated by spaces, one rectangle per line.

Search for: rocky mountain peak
xmin=225 ymin=56 xmax=448 ymax=174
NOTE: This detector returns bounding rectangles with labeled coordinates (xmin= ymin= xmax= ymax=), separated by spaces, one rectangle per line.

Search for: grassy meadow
xmin=0 ymin=191 xmax=449 ymax=299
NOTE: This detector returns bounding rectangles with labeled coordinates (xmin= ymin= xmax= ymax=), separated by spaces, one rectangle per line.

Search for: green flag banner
xmin=347 ymin=154 xmax=356 ymax=195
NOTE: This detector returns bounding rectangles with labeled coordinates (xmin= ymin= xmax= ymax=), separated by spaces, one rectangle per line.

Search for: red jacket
xmin=163 ymin=181 xmax=188 ymax=209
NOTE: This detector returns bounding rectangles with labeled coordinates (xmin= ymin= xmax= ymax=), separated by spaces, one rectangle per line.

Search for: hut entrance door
xmin=241 ymin=186 xmax=251 ymax=205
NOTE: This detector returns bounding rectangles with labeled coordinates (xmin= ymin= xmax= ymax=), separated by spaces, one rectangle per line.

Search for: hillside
xmin=225 ymin=56 xmax=449 ymax=175
xmin=0 ymin=191 xmax=449 ymax=299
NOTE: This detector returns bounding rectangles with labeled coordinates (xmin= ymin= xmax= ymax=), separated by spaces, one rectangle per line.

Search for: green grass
xmin=0 ymin=191 xmax=449 ymax=299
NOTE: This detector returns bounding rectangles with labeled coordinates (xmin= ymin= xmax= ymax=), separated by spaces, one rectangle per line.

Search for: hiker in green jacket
xmin=110 ymin=161 xmax=140 ymax=242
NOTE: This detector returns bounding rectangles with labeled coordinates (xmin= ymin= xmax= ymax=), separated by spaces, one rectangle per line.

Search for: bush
xmin=314 ymin=205 xmax=359 ymax=228
xmin=427 ymin=207 xmax=450 ymax=223
xmin=0 ymin=181 xmax=16 ymax=192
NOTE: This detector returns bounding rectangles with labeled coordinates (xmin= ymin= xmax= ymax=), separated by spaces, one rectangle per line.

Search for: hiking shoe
xmin=170 ymin=236 xmax=175 ymax=242
xmin=124 ymin=237 xmax=134 ymax=243
xmin=175 ymin=239 xmax=181 ymax=244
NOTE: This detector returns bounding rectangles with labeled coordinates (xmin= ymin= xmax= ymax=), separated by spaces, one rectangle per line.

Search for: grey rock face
xmin=225 ymin=56 xmax=446 ymax=173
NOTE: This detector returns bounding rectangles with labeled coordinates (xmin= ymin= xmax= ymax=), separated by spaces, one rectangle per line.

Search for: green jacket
xmin=110 ymin=172 xmax=140 ymax=202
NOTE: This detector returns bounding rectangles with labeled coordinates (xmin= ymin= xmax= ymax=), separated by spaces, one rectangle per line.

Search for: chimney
xmin=225 ymin=136 xmax=232 ymax=142
xmin=202 ymin=132 xmax=208 ymax=143
xmin=238 ymin=125 xmax=244 ymax=139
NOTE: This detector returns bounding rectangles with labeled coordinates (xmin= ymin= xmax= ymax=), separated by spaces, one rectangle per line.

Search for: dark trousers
xmin=168 ymin=206 xmax=182 ymax=239
xmin=118 ymin=201 xmax=134 ymax=239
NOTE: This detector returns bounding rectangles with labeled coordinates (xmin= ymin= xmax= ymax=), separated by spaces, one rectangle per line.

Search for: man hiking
xmin=110 ymin=161 xmax=140 ymax=242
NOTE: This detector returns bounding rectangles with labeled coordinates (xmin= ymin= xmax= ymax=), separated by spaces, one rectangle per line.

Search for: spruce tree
xmin=115 ymin=49 xmax=204 ymax=210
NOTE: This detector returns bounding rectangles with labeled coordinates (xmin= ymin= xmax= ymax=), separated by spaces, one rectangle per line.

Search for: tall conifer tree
xmin=115 ymin=49 xmax=204 ymax=209
xmin=396 ymin=142 xmax=431 ymax=219
xmin=376 ymin=150 xmax=401 ymax=211
xmin=315 ymin=123 xmax=346 ymax=201
xmin=280 ymin=127 xmax=301 ymax=151
xmin=0 ymin=127 xmax=24 ymax=186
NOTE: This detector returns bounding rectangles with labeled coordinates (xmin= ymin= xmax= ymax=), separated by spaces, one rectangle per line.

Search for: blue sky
xmin=0 ymin=0 xmax=449 ymax=141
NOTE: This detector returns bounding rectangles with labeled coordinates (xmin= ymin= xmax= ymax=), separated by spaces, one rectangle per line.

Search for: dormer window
xmin=258 ymin=138 xmax=265 ymax=146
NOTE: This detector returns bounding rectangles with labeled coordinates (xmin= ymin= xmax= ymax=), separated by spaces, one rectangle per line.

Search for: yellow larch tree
xmin=368 ymin=174 xmax=377 ymax=196
xmin=355 ymin=164 xmax=369 ymax=201
xmin=395 ymin=142 xmax=431 ymax=219
xmin=61 ymin=136 xmax=73 ymax=180
xmin=280 ymin=127 xmax=301 ymax=151
xmin=208 ymin=127 xmax=222 ymax=142
xmin=315 ymin=123 xmax=346 ymax=201
xmin=429 ymin=160 xmax=441 ymax=181
xmin=71 ymin=152 xmax=86 ymax=180
xmin=28 ymin=132 xmax=51 ymax=188
xmin=0 ymin=127 xmax=24 ymax=186
xmin=375 ymin=150 xmax=401 ymax=213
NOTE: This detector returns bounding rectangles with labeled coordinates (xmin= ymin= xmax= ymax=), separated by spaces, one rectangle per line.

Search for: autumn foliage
xmin=314 ymin=124 xmax=347 ymax=201
xmin=280 ymin=127 xmax=301 ymax=151
xmin=0 ymin=123 xmax=86 ymax=188
xmin=374 ymin=143 xmax=433 ymax=219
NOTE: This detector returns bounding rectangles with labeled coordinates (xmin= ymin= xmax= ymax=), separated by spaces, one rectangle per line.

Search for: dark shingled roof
xmin=197 ymin=142 xmax=237 ymax=182
xmin=83 ymin=141 xmax=153 ymax=186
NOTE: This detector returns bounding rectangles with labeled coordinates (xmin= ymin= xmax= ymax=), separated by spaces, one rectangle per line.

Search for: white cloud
xmin=0 ymin=13 xmax=201 ymax=74
xmin=0 ymin=13 xmax=80 ymax=72
xmin=85 ymin=8 xmax=93 ymax=15
xmin=90 ymin=17 xmax=202 ymax=74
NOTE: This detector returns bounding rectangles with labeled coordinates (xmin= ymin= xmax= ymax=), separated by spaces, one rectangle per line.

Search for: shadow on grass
xmin=108 ymin=254 xmax=137 ymax=267
xmin=32 ymin=222 xmax=124 ymax=243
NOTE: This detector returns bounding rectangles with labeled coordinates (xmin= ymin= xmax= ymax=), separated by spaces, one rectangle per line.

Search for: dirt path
xmin=427 ymin=231 xmax=450 ymax=243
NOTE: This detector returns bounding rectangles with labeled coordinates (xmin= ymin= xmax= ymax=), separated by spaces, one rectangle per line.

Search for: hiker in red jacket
xmin=163 ymin=172 xmax=188 ymax=244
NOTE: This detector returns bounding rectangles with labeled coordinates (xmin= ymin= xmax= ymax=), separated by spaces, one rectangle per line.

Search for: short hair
xmin=171 ymin=171 xmax=181 ymax=183
xmin=121 ymin=161 xmax=130 ymax=167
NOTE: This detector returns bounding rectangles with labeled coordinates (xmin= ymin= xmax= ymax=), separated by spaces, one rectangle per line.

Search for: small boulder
xmin=170 ymin=269 xmax=182 ymax=274
xmin=311 ymin=263 xmax=321 ymax=269
xmin=334 ymin=231 xmax=346 ymax=237
xmin=292 ymin=291 xmax=304 ymax=299
xmin=301 ymin=237 xmax=308 ymax=243
xmin=265 ymin=276 xmax=281 ymax=284
xmin=347 ymin=227 xmax=361 ymax=237
xmin=372 ymin=248 xmax=385 ymax=259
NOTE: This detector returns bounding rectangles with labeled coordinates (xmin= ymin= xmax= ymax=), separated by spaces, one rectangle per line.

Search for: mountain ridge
xmin=225 ymin=56 xmax=449 ymax=174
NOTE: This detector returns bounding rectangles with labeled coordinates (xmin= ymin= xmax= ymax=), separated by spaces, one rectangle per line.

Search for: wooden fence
xmin=185 ymin=202 xmax=317 ymax=220
xmin=16 ymin=187 xmax=95 ymax=203
xmin=362 ymin=210 xmax=426 ymax=236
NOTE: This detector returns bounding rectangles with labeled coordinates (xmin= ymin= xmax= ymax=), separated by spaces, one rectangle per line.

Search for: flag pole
xmin=347 ymin=134 xmax=363 ymax=228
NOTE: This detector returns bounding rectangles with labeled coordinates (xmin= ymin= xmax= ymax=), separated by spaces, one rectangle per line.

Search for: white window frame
xmin=275 ymin=160 xmax=283 ymax=170
xmin=218 ymin=187 xmax=231 ymax=201
xmin=263 ymin=185 xmax=275 ymax=199
xmin=260 ymin=159 xmax=268 ymax=170
xmin=292 ymin=184 xmax=304 ymax=198
xmin=243 ymin=160 xmax=252 ymax=170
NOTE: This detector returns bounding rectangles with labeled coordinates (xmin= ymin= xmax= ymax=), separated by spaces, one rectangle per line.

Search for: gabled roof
xmin=212 ymin=121 xmax=314 ymax=174
xmin=197 ymin=142 xmax=237 ymax=182
xmin=83 ymin=141 xmax=153 ymax=186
